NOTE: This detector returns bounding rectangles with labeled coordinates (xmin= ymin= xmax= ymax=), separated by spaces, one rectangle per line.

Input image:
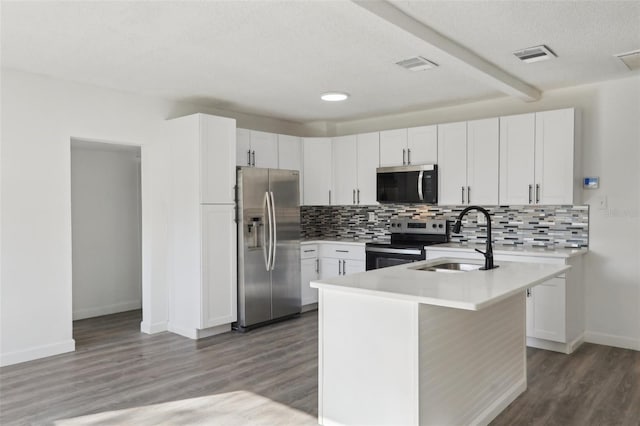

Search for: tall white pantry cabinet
xmin=165 ymin=113 xmax=237 ymax=339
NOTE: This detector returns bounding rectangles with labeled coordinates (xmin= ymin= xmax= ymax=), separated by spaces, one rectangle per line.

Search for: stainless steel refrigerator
xmin=236 ymin=167 xmax=301 ymax=331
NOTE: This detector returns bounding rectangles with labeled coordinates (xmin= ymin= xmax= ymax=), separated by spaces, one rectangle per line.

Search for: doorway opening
xmin=70 ymin=139 xmax=142 ymax=342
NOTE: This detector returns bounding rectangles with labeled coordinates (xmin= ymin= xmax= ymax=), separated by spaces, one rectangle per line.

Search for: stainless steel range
xmin=365 ymin=218 xmax=449 ymax=270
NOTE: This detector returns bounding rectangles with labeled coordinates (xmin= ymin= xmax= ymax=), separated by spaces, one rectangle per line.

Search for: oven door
xmin=365 ymin=246 xmax=425 ymax=271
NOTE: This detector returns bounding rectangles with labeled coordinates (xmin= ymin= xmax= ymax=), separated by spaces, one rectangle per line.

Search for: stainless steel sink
xmin=414 ymin=261 xmax=483 ymax=272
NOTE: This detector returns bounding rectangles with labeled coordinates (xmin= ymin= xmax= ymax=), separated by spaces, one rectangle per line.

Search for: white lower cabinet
xmin=302 ymin=242 xmax=366 ymax=302
xmin=425 ymin=247 xmax=585 ymax=354
xmin=301 ymin=244 xmax=319 ymax=307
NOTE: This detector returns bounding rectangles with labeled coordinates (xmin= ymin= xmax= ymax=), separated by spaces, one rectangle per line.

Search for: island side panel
xmin=418 ymin=292 xmax=527 ymax=426
xmin=318 ymin=289 xmax=420 ymax=426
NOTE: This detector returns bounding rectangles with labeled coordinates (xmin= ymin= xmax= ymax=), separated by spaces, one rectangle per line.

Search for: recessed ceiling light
xmin=513 ymin=45 xmax=557 ymax=63
xmin=321 ymin=92 xmax=349 ymax=102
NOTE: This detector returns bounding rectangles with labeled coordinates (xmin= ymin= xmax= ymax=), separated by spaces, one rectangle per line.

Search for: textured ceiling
xmin=2 ymin=1 xmax=639 ymax=124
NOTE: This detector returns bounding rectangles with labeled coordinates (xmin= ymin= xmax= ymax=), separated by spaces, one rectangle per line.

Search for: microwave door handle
xmin=418 ymin=170 xmax=424 ymax=201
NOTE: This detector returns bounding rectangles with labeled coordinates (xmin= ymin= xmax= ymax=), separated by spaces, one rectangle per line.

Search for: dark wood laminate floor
xmin=1 ymin=310 xmax=638 ymax=425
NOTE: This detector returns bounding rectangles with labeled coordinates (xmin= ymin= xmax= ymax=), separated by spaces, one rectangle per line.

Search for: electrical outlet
xmin=368 ymin=212 xmax=376 ymax=222
xmin=477 ymin=212 xmax=486 ymax=225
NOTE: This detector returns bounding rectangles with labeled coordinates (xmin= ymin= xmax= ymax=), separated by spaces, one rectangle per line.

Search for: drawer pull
xmin=303 ymin=249 xmax=316 ymax=253
xmin=336 ymin=249 xmax=349 ymax=253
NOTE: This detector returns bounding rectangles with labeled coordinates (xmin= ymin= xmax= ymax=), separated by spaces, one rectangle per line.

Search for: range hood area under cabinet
xmin=239 ymin=107 xmax=580 ymax=207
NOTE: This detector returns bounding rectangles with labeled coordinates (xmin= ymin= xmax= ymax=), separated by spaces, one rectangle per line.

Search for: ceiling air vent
xmin=396 ymin=56 xmax=438 ymax=71
xmin=614 ymin=49 xmax=640 ymax=71
xmin=513 ymin=45 xmax=557 ymax=63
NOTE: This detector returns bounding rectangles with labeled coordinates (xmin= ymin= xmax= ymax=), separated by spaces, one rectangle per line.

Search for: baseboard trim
xmin=197 ymin=324 xmax=231 ymax=339
xmin=167 ymin=322 xmax=198 ymax=339
xmin=167 ymin=322 xmax=231 ymax=340
xmin=527 ymin=333 xmax=584 ymax=354
xmin=584 ymin=331 xmax=640 ymax=351
xmin=73 ymin=300 xmax=141 ymax=320
xmin=301 ymin=303 xmax=318 ymax=313
xmin=471 ymin=377 xmax=527 ymax=426
xmin=140 ymin=320 xmax=168 ymax=334
xmin=0 ymin=339 xmax=76 ymax=367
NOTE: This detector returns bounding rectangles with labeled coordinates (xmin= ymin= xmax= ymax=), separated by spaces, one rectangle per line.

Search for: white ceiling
xmin=2 ymin=1 xmax=639 ymax=124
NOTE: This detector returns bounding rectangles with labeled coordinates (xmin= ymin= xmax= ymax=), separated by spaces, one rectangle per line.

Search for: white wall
xmin=334 ymin=76 xmax=640 ymax=350
xmin=70 ymin=142 xmax=142 ymax=320
xmin=0 ymin=69 xmax=308 ymax=366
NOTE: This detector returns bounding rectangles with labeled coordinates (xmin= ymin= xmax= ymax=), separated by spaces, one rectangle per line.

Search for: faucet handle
xmin=474 ymin=248 xmax=486 ymax=256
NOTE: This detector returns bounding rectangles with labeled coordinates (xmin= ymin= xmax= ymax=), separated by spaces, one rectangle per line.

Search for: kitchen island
xmin=310 ymin=257 xmax=570 ymax=426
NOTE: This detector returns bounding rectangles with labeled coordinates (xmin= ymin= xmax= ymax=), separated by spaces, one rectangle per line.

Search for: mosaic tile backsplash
xmin=302 ymin=204 xmax=589 ymax=248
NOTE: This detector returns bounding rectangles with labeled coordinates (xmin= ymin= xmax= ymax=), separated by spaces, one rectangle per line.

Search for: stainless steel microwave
xmin=376 ymin=164 xmax=438 ymax=204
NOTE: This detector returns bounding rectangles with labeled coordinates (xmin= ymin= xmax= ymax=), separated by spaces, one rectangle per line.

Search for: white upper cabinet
xmin=467 ymin=117 xmax=499 ymax=205
xmin=379 ymin=128 xmax=408 ymax=167
xmin=356 ymin=132 xmax=380 ymax=205
xmin=250 ymin=131 xmax=278 ymax=168
xmin=330 ymin=133 xmax=380 ymax=206
xmin=437 ymin=122 xmax=468 ymax=205
xmin=236 ymin=128 xmax=252 ymax=167
xmin=407 ymin=125 xmax=438 ymax=165
xmin=236 ymin=128 xmax=278 ymax=168
xmin=303 ymin=137 xmax=332 ymax=205
xmin=380 ymin=126 xmax=436 ymax=167
xmin=500 ymin=109 xmax=578 ymax=205
xmin=535 ymin=108 xmax=579 ymax=205
xmin=332 ymin=135 xmax=358 ymax=205
xmin=277 ymin=134 xmax=302 ymax=171
xmin=499 ymin=113 xmax=536 ymax=205
xmin=438 ymin=119 xmax=499 ymax=206
xmin=168 ymin=113 xmax=236 ymax=205
xmin=278 ymin=134 xmax=303 ymax=201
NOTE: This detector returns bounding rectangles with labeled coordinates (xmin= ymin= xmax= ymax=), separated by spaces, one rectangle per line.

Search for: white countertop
xmin=426 ymin=243 xmax=587 ymax=259
xmin=302 ymin=239 xmax=367 ymax=247
xmin=311 ymin=257 xmax=570 ymax=311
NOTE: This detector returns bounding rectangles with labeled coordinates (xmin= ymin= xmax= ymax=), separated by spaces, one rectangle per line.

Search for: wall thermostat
xmin=583 ymin=177 xmax=599 ymax=189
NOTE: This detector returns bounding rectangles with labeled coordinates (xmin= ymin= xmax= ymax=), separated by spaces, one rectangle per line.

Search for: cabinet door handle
xmin=402 ymin=149 xmax=406 ymax=165
xmin=407 ymin=148 xmax=411 ymax=164
xmin=461 ymin=186 xmax=465 ymax=204
xmin=353 ymin=189 xmax=356 ymax=204
xmin=316 ymin=259 xmax=319 ymax=274
xmin=467 ymin=186 xmax=471 ymax=204
xmin=338 ymin=259 xmax=342 ymax=275
xmin=342 ymin=260 xmax=346 ymax=275
xmin=526 ymin=288 xmax=532 ymax=298
xmin=251 ymin=150 xmax=256 ymax=167
xmin=329 ymin=190 xmax=331 ymax=205
xmin=247 ymin=150 xmax=251 ymax=166
xmin=357 ymin=189 xmax=360 ymax=204
xmin=528 ymin=184 xmax=533 ymax=204
xmin=536 ymin=184 xmax=540 ymax=204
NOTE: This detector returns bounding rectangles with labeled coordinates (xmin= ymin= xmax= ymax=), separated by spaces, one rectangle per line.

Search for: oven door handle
xmin=418 ymin=170 xmax=424 ymax=201
xmin=365 ymin=247 xmax=424 ymax=255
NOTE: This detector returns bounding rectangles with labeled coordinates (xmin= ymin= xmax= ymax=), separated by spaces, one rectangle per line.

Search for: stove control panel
xmin=389 ymin=218 xmax=448 ymax=235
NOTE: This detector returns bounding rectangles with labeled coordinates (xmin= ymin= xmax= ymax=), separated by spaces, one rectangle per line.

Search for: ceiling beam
xmin=352 ymin=0 xmax=541 ymax=102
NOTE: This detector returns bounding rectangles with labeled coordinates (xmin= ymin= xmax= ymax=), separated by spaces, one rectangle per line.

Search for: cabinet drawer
xmin=319 ymin=243 xmax=365 ymax=260
xmin=301 ymin=244 xmax=319 ymax=259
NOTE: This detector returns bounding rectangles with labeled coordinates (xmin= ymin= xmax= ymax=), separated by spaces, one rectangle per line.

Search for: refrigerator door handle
xmin=269 ymin=191 xmax=277 ymax=271
xmin=263 ymin=191 xmax=272 ymax=271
